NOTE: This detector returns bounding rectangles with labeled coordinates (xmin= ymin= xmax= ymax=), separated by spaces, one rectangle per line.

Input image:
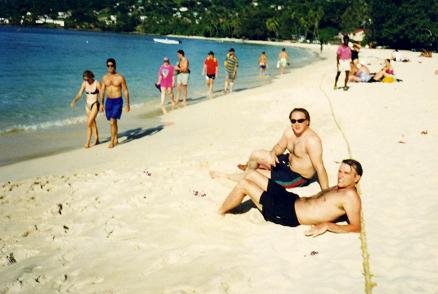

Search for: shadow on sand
xmin=100 ymin=125 xmax=165 ymax=145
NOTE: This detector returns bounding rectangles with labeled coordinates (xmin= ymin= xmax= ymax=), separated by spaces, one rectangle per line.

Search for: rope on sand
xmin=319 ymin=76 xmax=376 ymax=294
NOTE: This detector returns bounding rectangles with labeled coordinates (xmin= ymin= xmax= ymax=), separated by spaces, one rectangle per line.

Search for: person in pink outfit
xmin=157 ymin=57 xmax=175 ymax=114
xmin=334 ymin=35 xmax=352 ymax=91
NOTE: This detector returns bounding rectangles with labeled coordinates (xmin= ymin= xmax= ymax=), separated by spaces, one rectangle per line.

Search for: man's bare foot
xmin=237 ymin=163 xmax=247 ymax=171
xmin=108 ymin=143 xmax=114 ymax=148
xmin=209 ymin=170 xmax=228 ymax=179
xmin=84 ymin=144 xmax=90 ymax=149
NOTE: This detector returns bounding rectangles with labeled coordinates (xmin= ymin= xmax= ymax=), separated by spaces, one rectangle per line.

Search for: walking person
xmin=202 ymin=51 xmax=218 ymax=98
xmin=70 ymin=70 xmax=101 ymax=148
xmin=174 ymin=49 xmax=190 ymax=105
xmin=157 ymin=57 xmax=175 ymax=114
xmin=334 ymin=35 xmax=352 ymax=91
xmin=100 ymin=58 xmax=130 ymax=148
xmin=224 ymin=48 xmax=238 ymax=94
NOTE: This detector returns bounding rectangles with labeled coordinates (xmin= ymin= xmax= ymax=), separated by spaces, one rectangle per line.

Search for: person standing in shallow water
xmin=157 ymin=56 xmax=175 ymax=114
xmin=174 ymin=49 xmax=190 ymax=105
xmin=202 ymin=51 xmax=218 ymax=98
xmin=100 ymin=58 xmax=130 ymax=148
xmin=70 ymin=70 xmax=102 ymax=148
xmin=224 ymin=48 xmax=238 ymax=94
xmin=259 ymin=51 xmax=268 ymax=77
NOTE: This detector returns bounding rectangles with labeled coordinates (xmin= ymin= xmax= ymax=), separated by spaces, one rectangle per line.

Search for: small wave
xmin=0 ymin=115 xmax=87 ymax=135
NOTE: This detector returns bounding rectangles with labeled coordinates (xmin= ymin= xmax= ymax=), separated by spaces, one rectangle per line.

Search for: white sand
xmin=1 ymin=44 xmax=437 ymax=293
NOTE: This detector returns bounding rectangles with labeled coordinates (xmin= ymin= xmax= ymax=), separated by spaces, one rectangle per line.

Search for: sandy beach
xmin=1 ymin=43 xmax=437 ymax=293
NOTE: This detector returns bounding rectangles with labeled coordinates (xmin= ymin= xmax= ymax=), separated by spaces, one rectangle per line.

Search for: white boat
xmin=153 ymin=38 xmax=181 ymax=45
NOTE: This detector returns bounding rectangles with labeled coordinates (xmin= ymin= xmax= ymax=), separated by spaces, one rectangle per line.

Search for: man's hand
xmin=99 ymin=104 xmax=104 ymax=113
xmin=305 ymin=223 xmax=328 ymax=237
xmin=270 ymin=150 xmax=279 ymax=167
xmin=125 ymin=104 xmax=130 ymax=113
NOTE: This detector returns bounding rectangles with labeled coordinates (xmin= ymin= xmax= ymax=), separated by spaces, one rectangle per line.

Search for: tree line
xmin=0 ymin=0 xmax=436 ymax=50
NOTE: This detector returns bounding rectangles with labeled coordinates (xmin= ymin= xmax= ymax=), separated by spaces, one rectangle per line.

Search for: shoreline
xmin=0 ymin=31 xmax=319 ymax=168
xmin=1 ymin=43 xmax=437 ymax=293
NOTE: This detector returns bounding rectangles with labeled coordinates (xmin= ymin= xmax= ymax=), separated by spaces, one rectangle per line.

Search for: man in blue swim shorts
xmin=100 ymin=58 xmax=130 ymax=148
xmin=214 ymin=159 xmax=363 ymax=237
xmin=238 ymin=108 xmax=329 ymax=191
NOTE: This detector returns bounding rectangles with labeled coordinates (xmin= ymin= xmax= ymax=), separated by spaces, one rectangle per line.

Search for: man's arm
xmin=121 ymin=76 xmax=130 ymax=112
xmin=269 ymin=128 xmax=289 ymax=166
xmin=305 ymin=190 xmax=361 ymax=237
xmin=306 ymin=136 xmax=329 ymax=190
xmin=99 ymin=78 xmax=106 ymax=112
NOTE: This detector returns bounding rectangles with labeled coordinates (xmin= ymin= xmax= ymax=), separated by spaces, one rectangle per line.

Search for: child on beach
xmin=70 ymin=70 xmax=102 ymax=148
xmin=202 ymin=51 xmax=218 ymax=98
xmin=157 ymin=57 xmax=175 ymax=114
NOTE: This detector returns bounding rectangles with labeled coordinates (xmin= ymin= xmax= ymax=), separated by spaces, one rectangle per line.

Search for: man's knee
xmin=110 ymin=119 xmax=117 ymax=126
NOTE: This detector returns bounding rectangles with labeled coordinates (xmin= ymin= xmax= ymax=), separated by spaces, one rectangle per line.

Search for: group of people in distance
xmin=71 ymin=58 xmax=130 ymax=149
xmin=211 ymin=108 xmax=363 ymax=237
xmin=335 ymin=35 xmax=402 ymax=90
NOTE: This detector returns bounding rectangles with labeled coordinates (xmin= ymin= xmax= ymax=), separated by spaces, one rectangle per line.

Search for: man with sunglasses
xmin=100 ymin=58 xmax=130 ymax=148
xmin=238 ymin=108 xmax=329 ymax=191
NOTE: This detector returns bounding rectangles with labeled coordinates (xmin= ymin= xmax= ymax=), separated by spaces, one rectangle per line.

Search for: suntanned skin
xmin=241 ymin=110 xmax=329 ymax=191
xmin=70 ymin=76 xmax=102 ymax=148
xmin=211 ymin=162 xmax=361 ymax=237
xmin=100 ymin=62 xmax=130 ymax=148
xmin=278 ymin=49 xmax=289 ymax=74
xmin=175 ymin=53 xmax=189 ymax=105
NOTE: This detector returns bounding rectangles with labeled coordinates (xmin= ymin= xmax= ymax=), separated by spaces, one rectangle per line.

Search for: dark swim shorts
xmin=259 ymin=180 xmax=300 ymax=227
xmin=207 ymin=74 xmax=216 ymax=79
xmin=271 ymin=154 xmax=317 ymax=188
xmin=105 ymin=97 xmax=123 ymax=120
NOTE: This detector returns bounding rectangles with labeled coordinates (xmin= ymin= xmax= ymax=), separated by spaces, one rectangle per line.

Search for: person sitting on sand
xmin=70 ymin=70 xmax=102 ymax=148
xmin=391 ymin=49 xmax=410 ymax=62
xmin=349 ymin=61 xmax=372 ymax=83
xmin=419 ymin=49 xmax=432 ymax=58
xmin=369 ymin=59 xmax=395 ymax=82
xmin=212 ymin=159 xmax=363 ymax=237
xmin=237 ymin=108 xmax=329 ymax=191
xmin=157 ymin=56 xmax=175 ymax=114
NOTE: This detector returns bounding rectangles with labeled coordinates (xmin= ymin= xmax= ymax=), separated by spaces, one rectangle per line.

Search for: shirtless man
xmin=239 ymin=108 xmax=329 ymax=191
xmin=100 ymin=58 xmax=130 ymax=148
xmin=213 ymin=159 xmax=363 ymax=237
xmin=278 ymin=48 xmax=289 ymax=74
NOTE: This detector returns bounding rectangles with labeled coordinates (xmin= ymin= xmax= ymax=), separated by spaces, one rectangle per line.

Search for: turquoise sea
xmin=0 ymin=26 xmax=316 ymax=166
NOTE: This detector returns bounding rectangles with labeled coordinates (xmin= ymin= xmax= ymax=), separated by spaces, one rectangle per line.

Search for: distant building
xmin=0 ymin=18 xmax=10 ymax=24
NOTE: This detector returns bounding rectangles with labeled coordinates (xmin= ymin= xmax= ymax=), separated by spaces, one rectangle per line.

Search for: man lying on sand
xmin=211 ymin=159 xmax=362 ymax=237
xmin=238 ymin=108 xmax=329 ymax=191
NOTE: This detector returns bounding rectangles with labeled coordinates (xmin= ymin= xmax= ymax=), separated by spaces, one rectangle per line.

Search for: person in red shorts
xmin=202 ymin=51 xmax=219 ymax=98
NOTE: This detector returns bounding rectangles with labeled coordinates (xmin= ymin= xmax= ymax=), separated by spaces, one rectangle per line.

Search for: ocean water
xmin=0 ymin=26 xmax=316 ymax=166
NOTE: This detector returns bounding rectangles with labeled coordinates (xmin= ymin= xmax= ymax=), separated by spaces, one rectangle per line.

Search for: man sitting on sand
xmin=238 ymin=108 xmax=329 ymax=191
xmin=212 ymin=159 xmax=363 ymax=237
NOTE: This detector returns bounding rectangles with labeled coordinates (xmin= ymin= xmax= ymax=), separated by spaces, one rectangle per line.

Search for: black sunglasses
xmin=290 ymin=119 xmax=306 ymax=124
xmin=107 ymin=64 xmax=115 ymax=68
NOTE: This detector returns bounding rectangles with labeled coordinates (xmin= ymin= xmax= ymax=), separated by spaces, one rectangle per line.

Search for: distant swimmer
xmin=259 ymin=51 xmax=268 ymax=77
xmin=237 ymin=108 xmax=329 ymax=191
xmin=157 ymin=56 xmax=175 ymax=114
xmin=101 ymin=58 xmax=130 ymax=148
xmin=224 ymin=48 xmax=239 ymax=94
xmin=278 ymin=48 xmax=289 ymax=74
xmin=70 ymin=70 xmax=102 ymax=148
xmin=212 ymin=159 xmax=363 ymax=237
xmin=202 ymin=51 xmax=218 ymax=98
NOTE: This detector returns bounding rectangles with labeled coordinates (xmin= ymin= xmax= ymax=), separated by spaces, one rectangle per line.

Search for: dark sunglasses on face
xmin=107 ymin=64 xmax=114 ymax=68
xmin=290 ymin=119 xmax=306 ymax=124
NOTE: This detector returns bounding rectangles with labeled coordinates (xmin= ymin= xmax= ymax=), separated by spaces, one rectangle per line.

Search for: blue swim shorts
xmin=271 ymin=154 xmax=317 ymax=188
xmin=105 ymin=97 xmax=123 ymax=120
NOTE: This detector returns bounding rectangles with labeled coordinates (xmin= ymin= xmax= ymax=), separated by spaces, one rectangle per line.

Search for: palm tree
xmin=266 ymin=17 xmax=280 ymax=39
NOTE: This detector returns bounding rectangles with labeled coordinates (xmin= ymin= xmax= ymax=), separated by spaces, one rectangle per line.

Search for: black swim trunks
xmin=271 ymin=154 xmax=317 ymax=188
xmin=207 ymin=73 xmax=216 ymax=79
xmin=259 ymin=180 xmax=300 ymax=227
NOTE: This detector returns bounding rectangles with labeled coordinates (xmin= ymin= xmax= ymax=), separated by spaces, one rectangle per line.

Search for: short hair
xmin=82 ymin=70 xmax=94 ymax=79
xmin=177 ymin=49 xmax=185 ymax=56
xmin=342 ymin=159 xmax=363 ymax=176
xmin=289 ymin=108 xmax=310 ymax=123
xmin=106 ymin=58 xmax=116 ymax=67
xmin=208 ymin=51 xmax=214 ymax=56
xmin=229 ymin=48 xmax=235 ymax=52
xmin=282 ymin=47 xmax=286 ymax=51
